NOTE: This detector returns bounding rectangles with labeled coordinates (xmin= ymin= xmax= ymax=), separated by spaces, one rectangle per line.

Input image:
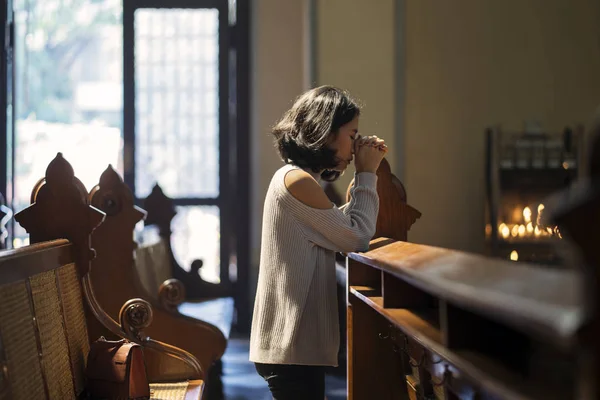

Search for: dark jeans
xmin=254 ymin=363 xmax=325 ymax=400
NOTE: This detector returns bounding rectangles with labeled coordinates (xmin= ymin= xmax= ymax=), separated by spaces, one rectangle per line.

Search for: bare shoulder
xmin=284 ymin=169 xmax=333 ymax=210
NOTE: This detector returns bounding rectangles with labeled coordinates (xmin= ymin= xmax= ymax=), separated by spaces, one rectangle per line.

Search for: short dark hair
xmin=272 ymin=85 xmax=361 ymax=182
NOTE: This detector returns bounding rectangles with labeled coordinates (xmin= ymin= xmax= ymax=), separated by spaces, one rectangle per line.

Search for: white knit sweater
xmin=249 ymin=163 xmax=379 ymax=366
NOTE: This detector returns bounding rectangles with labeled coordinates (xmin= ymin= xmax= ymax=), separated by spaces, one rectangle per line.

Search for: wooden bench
xmin=140 ymin=184 xmax=235 ymax=340
xmin=346 ymin=142 xmax=600 ymax=398
xmin=87 ymin=166 xmax=229 ymax=399
xmin=1 ymin=153 xmax=204 ymax=399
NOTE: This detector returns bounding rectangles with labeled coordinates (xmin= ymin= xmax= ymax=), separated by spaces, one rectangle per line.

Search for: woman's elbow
xmin=341 ymin=233 xmax=373 ymax=253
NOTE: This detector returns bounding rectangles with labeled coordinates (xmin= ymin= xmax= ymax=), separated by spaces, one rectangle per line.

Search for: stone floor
xmin=222 ymin=335 xmax=347 ymax=400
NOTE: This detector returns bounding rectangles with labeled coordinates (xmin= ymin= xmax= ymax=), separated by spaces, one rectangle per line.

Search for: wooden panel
xmin=348 ymin=292 xmax=408 ymax=400
xmin=348 ymin=258 xmax=381 ymax=290
xmin=350 ymin=286 xmax=572 ymax=399
xmin=382 ymin=271 xmax=436 ymax=310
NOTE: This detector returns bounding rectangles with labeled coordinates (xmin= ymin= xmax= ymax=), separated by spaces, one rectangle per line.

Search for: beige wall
xmin=316 ymin=0 xmax=397 ymax=194
xmin=250 ymin=0 xmax=308 ymax=291
xmin=404 ymin=0 xmax=600 ymax=253
xmin=249 ymin=0 xmax=600 ymax=283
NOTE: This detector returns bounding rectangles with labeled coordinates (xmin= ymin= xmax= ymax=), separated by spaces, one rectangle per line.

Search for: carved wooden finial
xmin=89 ymin=165 xmax=146 ymax=239
xmin=91 ymin=165 xmax=146 ymax=222
xmin=143 ymin=184 xmax=176 ymax=238
xmin=347 ymin=158 xmax=421 ymax=241
xmin=0 ymin=192 xmax=12 ymax=250
xmin=15 ymin=153 xmax=105 ymax=276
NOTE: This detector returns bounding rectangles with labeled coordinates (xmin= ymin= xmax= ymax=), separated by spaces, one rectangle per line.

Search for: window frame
xmin=123 ymin=0 xmax=231 ymax=285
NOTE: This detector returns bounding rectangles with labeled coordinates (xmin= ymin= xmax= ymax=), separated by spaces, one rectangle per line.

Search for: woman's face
xmin=328 ymin=115 xmax=359 ymax=172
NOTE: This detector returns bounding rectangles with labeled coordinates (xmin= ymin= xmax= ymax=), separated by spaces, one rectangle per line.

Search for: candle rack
xmin=485 ymin=125 xmax=585 ymax=265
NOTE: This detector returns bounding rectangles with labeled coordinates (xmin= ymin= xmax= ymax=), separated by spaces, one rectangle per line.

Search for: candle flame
xmin=499 ymin=223 xmax=510 ymax=239
xmin=523 ymin=207 xmax=532 ymax=224
xmin=511 ymin=225 xmax=519 ymax=237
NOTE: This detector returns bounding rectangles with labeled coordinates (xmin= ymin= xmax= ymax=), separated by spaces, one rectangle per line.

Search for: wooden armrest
xmin=159 ymin=278 xmax=186 ymax=311
xmin=82 ymin=274 xmax=204 ymax=380
xmin=149 ymin=380 xmax=204 ymax=400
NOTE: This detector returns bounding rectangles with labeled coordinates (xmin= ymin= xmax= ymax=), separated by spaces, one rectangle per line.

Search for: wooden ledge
xmin=348 ymin=238 xmax=583 ymax=347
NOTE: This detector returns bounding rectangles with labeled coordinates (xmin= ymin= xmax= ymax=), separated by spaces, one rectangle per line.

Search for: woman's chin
xmin=333 ymin=161 xmax=350 ymax=174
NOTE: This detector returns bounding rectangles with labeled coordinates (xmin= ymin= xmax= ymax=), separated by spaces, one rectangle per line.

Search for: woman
xmin=250 ymin=86 xmax=387 ymax=399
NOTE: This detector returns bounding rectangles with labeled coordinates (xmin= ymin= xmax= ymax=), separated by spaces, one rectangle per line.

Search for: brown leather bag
xmin=85 ymin=337 xmax=150 ymax=400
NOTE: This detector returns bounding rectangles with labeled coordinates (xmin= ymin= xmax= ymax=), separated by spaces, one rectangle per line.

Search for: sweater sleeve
xmin=278 ymin=172 xmax=379 ymax=252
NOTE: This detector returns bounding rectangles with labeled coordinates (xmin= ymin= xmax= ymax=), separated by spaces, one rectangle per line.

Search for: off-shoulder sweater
xmin=249 ymin=163 xmax=379 ymax=366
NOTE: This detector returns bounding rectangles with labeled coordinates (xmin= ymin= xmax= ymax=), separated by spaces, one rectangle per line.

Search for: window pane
xmin=171 ymin=206 xmax=221 ymax=284
xmin=134 ymin=8 xmax=220 ymax=199
xmin=13 ymin=0 xmax=123 ymax=247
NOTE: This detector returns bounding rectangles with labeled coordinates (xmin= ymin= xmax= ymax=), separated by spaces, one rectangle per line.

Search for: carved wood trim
xmin=82 ymin=276 xmax=203 ymax=379
xmin=346 ymin=158 xmax=421 ymax=242
xmin=158 ymin=279 xmax=186 ymax=312
xmin=14 ymin=153 xmax=105 ymax=277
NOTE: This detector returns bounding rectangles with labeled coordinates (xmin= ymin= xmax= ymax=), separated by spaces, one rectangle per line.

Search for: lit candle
xmin=523 ymin=207 xmax=532 ymax=224
xmin=510 ymin=250 xmax=519 ymax=261
xmin=526 ymin=222 xmax=534 ymax=234
xmin=518 ymin=225 xmax=526 ymax=237
xmin=499 ymin=223 xmax=510 ymax=239
xmin=511 ymin=225 xmax=519 ymax=237
xmin=536 ymin=204 xmax=545 ymax=226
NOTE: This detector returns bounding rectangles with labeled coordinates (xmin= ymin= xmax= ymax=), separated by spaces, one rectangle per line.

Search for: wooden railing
xmin=346 ymin=135 xmax=600 ymax=399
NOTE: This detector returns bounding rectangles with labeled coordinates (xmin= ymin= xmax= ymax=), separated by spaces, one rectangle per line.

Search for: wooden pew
xmin=88 ymin=166 xmax=228 ymax=398
xmin=346 ymin=146 xmax=599 ymax=398
xmin=0 ymin=191 xmax=12 ymax=249
xmin=3 ymin=153 xmax=204 ymax=399
xmin=139 ymin=184 xmax=234 ymax=340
